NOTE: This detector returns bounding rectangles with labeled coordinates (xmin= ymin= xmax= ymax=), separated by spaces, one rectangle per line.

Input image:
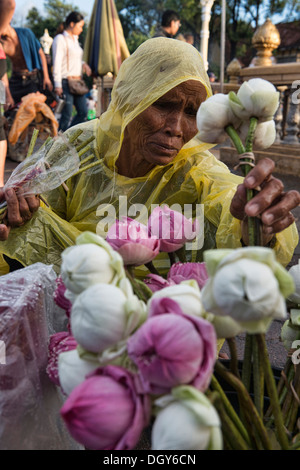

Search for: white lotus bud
xmin=237 ymin=120 xmax=276 ymax=150
xmin=229 ymin=78 xmax=279 ymax=122
xmin=196 ymin=93 xmax=241 ymax=143
xmin=148 ymin=280 xmax=205 ymax=317
xmin=71 ymin=283 xmax=146 ymax=353
xmin=61 ymin=244 xmax=116 ymax=295
xmin=58 ymin=348 xmax=99 ymax=395
xmin=287 ymin=262 xmax=300 ymax=304
xmin=151 ymin=386 xmax=222 ymax=450
xmin=202 ymin=247 xmax=294 ymax=334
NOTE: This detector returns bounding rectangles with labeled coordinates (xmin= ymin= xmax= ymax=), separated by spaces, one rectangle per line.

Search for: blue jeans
xmin=59 ymin=79 xmax=88 ymax=132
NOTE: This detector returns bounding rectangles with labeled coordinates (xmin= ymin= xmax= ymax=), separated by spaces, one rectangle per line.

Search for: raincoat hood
xmin=96 ymin=37 xmax=213 ymax=171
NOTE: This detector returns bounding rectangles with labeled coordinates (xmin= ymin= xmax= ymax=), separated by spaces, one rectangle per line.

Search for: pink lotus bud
xmin=54 ymin=276 xmax=72 ymax=318
xmin=46 ymin=332 xmax=77 ymax=386
xmin=60 ymin=365 xmax=150 ymax=450
xmin=106 ymin=217 xmax=160 ymax=266
xmin=144 ymin=273 xmax=176 ymax=292
xmin=148 ymin=205 xmax=200 ymax=253
xmin=127 ymin=298 xmax=216 ymax=395
xmin=168 ymin=262 xmax=209 ymax=289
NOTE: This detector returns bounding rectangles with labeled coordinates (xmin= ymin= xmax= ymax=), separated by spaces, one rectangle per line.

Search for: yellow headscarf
xmin=96 ymin=37 xmax=213 ymax=171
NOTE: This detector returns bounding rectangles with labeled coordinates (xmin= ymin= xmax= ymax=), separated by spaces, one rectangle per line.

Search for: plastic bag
xmin=0 ymin=262 xmax=82 ymax=449
xmin=1 ymin=132 xmax=80 ymax=202
xmin=8 ymin=92 xmax=58 ymax=146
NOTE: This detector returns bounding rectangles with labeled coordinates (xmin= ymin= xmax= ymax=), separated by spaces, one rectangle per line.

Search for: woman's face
xmin=70 ymin=20 xmax=84 ymax=36
xmin=120 ymin=80 xmax=207 ymax=175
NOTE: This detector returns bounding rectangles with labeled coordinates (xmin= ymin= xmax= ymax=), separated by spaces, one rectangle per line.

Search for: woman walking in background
xmin=52 ymin=11 xmax=91 ymax=131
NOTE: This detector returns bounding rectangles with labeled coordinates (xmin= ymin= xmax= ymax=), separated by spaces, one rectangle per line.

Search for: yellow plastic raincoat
xmin=0 ymin=38 xmax=298 ymax=275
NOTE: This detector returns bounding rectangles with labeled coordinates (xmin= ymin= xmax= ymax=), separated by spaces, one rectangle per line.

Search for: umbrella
xmin=83 ymin=0 xmax=130 ymax=77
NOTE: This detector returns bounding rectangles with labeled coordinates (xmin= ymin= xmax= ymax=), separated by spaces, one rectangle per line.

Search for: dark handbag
xmin=67 ymin=78 xmax=89 ymax=96
xmin=64 ymin=35 xmax=89 ymax=96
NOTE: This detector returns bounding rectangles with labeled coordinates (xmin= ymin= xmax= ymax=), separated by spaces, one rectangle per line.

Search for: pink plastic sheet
xmin=0 ymin=263 xmax=82 ymax=450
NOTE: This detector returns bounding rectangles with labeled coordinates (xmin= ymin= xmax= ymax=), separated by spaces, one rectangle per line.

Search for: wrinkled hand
xmin=0 ymin=188 xmax=40 ymax=241
xmin=230 ymin=158 xmax=300 ymax=245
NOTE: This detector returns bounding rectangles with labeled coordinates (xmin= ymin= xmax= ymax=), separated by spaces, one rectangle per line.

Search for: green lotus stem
xmin=226 ymin=337 xmax=240 ymax=379
xmin=225 ymin=124 xmax=259 ymax=246
xmin=225 ymin=125 xmax=245 ymax=155
xmin=210 ymin=375 xmax=251 ymax=446
xmin=215 ymin=360 xmax=273 ymax=449
xmin=208 ymin=390 xmax=250 ymax=450
xmin=78 ymin=145 xmax=93 ymax=160
xmin=145 ymin=261 xmax=160 ymax=275
xmin=71 ymin=159 xmax=102 ymax=177
xmin=242 ymin=334 xmax=253 ymax=392
xmin=168 ymin=252 xmax=176 ymax=266
xmin=286 ymin=364 xmax=300 ymax=433
xmin=175 ymin=245 xmax=187 ymax=263
xmin=76 ymin=135 xmax=95 ymax=152
xmin=265 ymin=362 xmax=295 ymax=429
xmin=125 ymin=266 xmax=149 ymax=303
xmin=39 ymin=136 xmax=52 ymax=151
xmin=79 ymin=153 xmax=95 ymax=167
xmin=68 ymin=128 xmax=83 ymax=144
xmin=26 ymin=128 xmax=39 ymax=158
xmin=253 ymin=335 xmax=264 ymax=417
xmin=256 ymin=334 xmax=290 ymax=450
xmin=289 ymin=433 xmax=300 ymax=450
xmin=245 ymin=117 xmax=258 ymax=157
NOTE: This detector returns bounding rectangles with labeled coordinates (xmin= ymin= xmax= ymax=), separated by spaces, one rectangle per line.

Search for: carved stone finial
xmin=40 ymin=28 xmax=53 ymax=55
xmin=252 ymin=18 xmax=281 ymax=66
xmin=226 ymin=58 xmax=242 ymax=84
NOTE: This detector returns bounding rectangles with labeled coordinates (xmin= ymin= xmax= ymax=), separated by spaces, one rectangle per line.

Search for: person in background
xmin=152 ymin=10 xmax=181 ymax=39
xmin=184 ymin=32 xmax=194 ymax=45
xmin=52 ymin=11 xmax=92 ymax=132
xmin=0 ymin=0 xmax=15 ymax=188
xmin=0 ymin=0 xmax=15 ymax=34
xmin=208 ymin=71 xmax=216 ymax=83
xmin=0 ymin=42 xmax=14 ymax=187
xmin=0 ymin=24 xmax=53 ymax=104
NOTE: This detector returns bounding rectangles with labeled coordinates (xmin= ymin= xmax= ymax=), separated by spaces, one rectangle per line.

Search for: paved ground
xmin=4 ymin=150 xmax=300 ymax=369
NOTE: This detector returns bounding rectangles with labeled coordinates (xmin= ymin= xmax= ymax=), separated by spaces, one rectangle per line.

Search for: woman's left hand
xmin=82 ymin=63 xmax=92 ymax=76
xmin=43 ymin=77 xmax=53 ymax=91
xmin=230 ymin=158 xmax=300 ymax=245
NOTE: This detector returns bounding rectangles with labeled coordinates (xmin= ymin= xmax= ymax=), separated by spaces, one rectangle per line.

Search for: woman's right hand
xmin=55 ymin=87 xmax=63 ymax=97
xmin=0 ymin=188 xmax=40 ymax=241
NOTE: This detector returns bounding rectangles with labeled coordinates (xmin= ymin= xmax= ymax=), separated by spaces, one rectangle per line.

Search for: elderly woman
xmin=0 ymin=38 xmax=299 ymax=274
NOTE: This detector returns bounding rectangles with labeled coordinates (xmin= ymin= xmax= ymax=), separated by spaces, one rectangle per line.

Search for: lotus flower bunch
xmin=197 ymin=78 xmax=279 ymax=150
xmin=47 ymin=230 xmax=222 ymax=450
xmin=47 ymin=225 xmax=300 ymax=451
xmin=106 ymin=206 xmax=200 ymax=268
